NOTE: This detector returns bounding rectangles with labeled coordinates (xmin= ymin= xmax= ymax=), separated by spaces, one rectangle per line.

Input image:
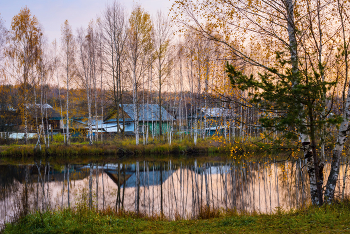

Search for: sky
xmin=0 ymin=0 xmax=173 ymax=42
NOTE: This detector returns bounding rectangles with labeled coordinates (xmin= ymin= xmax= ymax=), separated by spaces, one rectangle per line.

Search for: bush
xmin=53 ymin=133 xmax=64 ymax=143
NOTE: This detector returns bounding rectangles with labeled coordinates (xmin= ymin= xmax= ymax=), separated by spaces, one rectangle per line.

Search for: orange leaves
xmin=129 ymin=6 xmax=153 ymax=51
xmin=11 ymin=7 xmax=38 ymax=40
xmin=61 ymin=20 xmax=74 ymax=45
xmin=7 ymin=6 xmax=42 ymax=74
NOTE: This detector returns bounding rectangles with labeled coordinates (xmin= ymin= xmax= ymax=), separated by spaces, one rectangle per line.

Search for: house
xmin=69 ymin=118 xmax=124 ymax=137
xmin=70 ymin=117 xmax=90 ymax=136
xmin=103 ymin=163 xmax=175 ymax=188
xmin=0 ymin=104 xmax=63 ymax=139
xmin=0 ymin=106 xmax=20 ymax=132
xmin=26 ymin=104 xmax=63 ymax=133
xmin=104 ymin=104 xmax=175 ymax=135
xmin=1 ymin=164 xmax=91 ymax=184
xmin=187 ymin=107 xmax=234 ymax=136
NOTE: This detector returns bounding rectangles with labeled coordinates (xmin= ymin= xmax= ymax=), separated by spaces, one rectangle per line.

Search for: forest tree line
xmin=0 ymin=2 xmax=270 ymax=146
xmin=2 ymin=0 xmax=350 ymax=205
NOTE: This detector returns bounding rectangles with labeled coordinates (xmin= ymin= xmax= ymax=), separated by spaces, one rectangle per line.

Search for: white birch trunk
xmin=88 ymin=79 xmax=93 ymax=145
xmin=324 ymin=105 xmax=350 ymax=202
xmin=66 ymin=42 xmax=70 ymax=145
xmin=324 ymin=0 xmax=350 ymax=203
xmin=133 ymin=67 xmax=139 ymax=145
xmin=67 ymin=164 xmax=70 ymax=208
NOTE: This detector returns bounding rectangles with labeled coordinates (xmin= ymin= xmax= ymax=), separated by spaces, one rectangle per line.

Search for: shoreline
xmin=0 ymin=138 xmax=297 ymax=160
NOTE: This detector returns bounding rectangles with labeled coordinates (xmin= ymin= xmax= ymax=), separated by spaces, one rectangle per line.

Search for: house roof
xmin=106 ymin=104 xmax=174 ymax=122
xmin=192 ymin=165 xmax=231 ymax=174
xmin=103 ymin=170 xmax=175 ymax=188
xmin=122 ymin=170 xmax=175 ymax=188
xmin=188 ymin=108 xmax=233 ymax=119
xmin=122 ymin=104 xmax=174 ymax=121
xmin=201 ymin=108 xmax=231 ymax=117
xmin=73 ymin=120 xmax=130 ymax=133
xmin=27 ymin=104 xmax=61 ymax=119
xmin=88 ymin=121 xmax=125 ymax=132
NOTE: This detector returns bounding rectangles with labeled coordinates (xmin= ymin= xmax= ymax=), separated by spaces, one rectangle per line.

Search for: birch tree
xmin=96 ymin=20 xmax=104 ymax=142
xmin=153 ymin=11 xmax=173 ymax=137
xmin=0 ymin=16 xmax=8 ymax=127
xmin=52 ymin=40 xmax=65 ymax=143
xmin=61 ymin=20 xmax=75 ymax=145
xmin=6 ymin=7 xmax=42 ymax=144
xmin=127 ymin=6 xmax=153 ymax=145
xmin=37 ymin=36 xmax=53 ymax=148
xmin=324 ymin=0 xmax=350 ymax=202
xmin=76 ymin=23 xmax=96 ymax=145
xmin=101 ymin=1 xmax=128 ymax=134
xmin=0 ymin=15 xmax=6 ymax=65
xmin=172 ymin=0 xmax=342 ymax=205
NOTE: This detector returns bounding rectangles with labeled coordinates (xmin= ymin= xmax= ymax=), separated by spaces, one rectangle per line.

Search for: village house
xmin=187 ymin=107 xmax=234 ymax=136
xmin=27 ymin=104 xmax=62 ymax=133
xmin=104 ymin=104 xmax=174 ymax=135
xmin=0 ymin=104 xmax=62 ymax=140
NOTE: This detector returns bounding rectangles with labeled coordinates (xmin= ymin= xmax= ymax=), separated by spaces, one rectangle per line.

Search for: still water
xmin=0 ymin=157 xmax=349 ymax=227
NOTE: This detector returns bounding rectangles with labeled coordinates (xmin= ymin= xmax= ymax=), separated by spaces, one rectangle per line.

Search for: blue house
xmin=104 ymin=104 xmax=174 ymax=135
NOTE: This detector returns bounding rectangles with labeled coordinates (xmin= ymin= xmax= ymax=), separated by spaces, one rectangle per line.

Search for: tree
xmin=0 ymin=15 xmax=8 ymax=118
xmin=172 ymin=0 xmax=344 ymax=205
xmin=0 ymin=14 xmax=7 ymax=64
xmin=61 ymin=20 xmax=75 ymax=145
xmin=6 ymin=7 xmax=42 ymax=144
xmin=324 ymin=0 xmax=350 ymax=202
xmin=226 ymin=55 xmax=338 ymax=204
xmin=153 ymin=11 xmax=173 ymax=137
xmin=127 ymin=6 xmax=153 ymax=145
xmin=76 ymin=22 xmax=97 ymax=145
xmin=52 ymin=39 xmax=64 ymax=145
xmin=96 ymin=19 xmax=105 ymax=142
xmin=101 ymin=1 xmax=128 ymax=135
xmin=36 ymin=35 xmax=54 ymax=149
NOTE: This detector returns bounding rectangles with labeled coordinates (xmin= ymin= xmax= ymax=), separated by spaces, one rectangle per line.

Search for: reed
xmin=4 ymin=199 xmax=350 ymax=233
xmin=0 ymin=137 xmax=296 ymax=159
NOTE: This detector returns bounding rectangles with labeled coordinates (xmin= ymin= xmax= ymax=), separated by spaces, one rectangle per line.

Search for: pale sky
xmin=0 ymin=0 xmax=173 ymax=42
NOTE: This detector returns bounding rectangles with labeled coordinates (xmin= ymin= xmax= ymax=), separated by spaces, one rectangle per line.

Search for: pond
xmin=0 ymin=156 xmax=349 ymax=227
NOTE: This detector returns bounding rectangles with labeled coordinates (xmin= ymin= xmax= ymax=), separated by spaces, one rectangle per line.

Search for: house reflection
xmin=1 ymin=159 xmax=350 ymax=227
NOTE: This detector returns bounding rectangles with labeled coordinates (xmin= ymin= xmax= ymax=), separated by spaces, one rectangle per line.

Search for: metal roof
xmin=121 ymin=170 xmax=175 ymax=188
xmin=188 ymin=108 xmax=234 ymax=119
xmin=106 ymin=104 xmax=174 ymax=122
xmin=27 ymin=104 xmax=61 ymax=119
xmin=201 ymin=108 xmax=231 ymax=117
xmin=122 ymin=104 xmax=174 ymax=121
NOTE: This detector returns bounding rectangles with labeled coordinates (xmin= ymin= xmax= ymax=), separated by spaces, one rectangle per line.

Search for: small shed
xmin=27 ymin=104 xmax=62 ymax=132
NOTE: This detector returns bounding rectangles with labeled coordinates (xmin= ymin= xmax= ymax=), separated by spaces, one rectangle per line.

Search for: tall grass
xmin=0 ymin=135 xmax=296 ymax=159
xmin=4 ymin=199 xmax=350 ymax=233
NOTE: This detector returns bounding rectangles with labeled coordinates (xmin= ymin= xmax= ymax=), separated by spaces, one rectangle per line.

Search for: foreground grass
xmin=4 ymin=201 xmax=350 ymax=233
xmin=0 ymin=135 xmax=296 ymax=160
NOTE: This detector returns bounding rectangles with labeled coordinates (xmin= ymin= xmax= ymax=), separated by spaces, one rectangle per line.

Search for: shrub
xmin=53 ymin=133 xmax=64 ymax=143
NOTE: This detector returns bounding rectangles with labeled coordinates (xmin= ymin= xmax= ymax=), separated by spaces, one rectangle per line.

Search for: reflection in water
xmin=0 ymin=158 xmax=349 ymax=227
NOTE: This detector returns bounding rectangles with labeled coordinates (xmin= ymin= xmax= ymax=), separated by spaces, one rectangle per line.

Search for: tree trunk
xmin=66 ymin=41 xmax=70 ymax=145
xmin=325 ymin=113 xmax=349 ymax=202
xmin=285 ymin=0 xmax=323 ymax=205
xmin=133 ymin=65 xmax=139 ymax=145
xmin=324 ymin=0 xmax=350 ymax=203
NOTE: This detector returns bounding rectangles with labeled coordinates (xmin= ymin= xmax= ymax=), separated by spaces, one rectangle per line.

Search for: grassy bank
xmin=0 ymin=136 xmax=296 ymax=159
xmin=3 ymin=201 xmax=350 ymax=233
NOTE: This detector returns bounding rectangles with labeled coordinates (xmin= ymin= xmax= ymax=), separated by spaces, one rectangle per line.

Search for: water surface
xmin=1 ymin=156 xmax=348 ymax=227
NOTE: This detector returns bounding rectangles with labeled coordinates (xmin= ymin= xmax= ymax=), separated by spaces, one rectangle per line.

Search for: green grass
xmin=4 ymin=201 xmax=350 ymax=233
xmin=0 ymin=135 xmax=296 ymax=160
